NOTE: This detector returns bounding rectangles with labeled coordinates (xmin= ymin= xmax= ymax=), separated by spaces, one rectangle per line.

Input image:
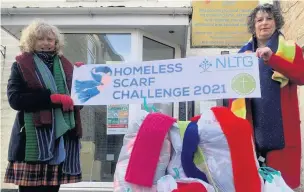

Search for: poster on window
xmin=107 ymin=104 xmax=129 ymax=135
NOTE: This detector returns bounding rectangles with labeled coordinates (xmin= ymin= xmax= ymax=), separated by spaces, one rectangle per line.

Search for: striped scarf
xmin=231 ymin=31 xmax=296 ymax=119
xmin=230 ymin=31 xmax=296 ymax=152
xmin=24 ymin=54 xmax=81 ymax=175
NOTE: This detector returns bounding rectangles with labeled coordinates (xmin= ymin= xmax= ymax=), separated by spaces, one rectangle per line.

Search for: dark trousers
xmin=19 ymin=185 xmax=60 ymax=192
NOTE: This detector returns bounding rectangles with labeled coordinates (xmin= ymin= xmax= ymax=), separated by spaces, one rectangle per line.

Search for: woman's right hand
xmin=256 ymin=47 xmax=273 ymax=62
xmin=50 ymin=94 xmax=74 ymax=112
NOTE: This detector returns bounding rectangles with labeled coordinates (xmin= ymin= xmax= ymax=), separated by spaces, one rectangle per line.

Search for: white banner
xmin=71 ymin=53 xmax=261 ymax=105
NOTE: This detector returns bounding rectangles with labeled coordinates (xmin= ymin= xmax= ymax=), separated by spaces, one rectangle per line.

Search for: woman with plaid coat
xmin=4 ymin=19 xmax=83 ymax=192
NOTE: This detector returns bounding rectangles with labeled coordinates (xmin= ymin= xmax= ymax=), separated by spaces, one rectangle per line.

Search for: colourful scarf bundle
xmin=230 ymin=31 xmax=296 ymax=152
xmin=180 ymin=107 xmax=262 ymax=192
xmin=179 ymin=118 xmax=218 ymax=191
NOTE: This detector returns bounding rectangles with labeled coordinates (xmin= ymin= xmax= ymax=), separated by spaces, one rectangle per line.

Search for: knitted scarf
xmin=16 ymin=53 xmax=82 ymax=138
xmin=22 ymin=54 xmax=81 ymax=175
xmin=181 ymin=121 xmax=209 ymax=183
xmin=24 ymin=55 xmax=75 ymax=161
xmin=16 ymin=53 xmax=82 ymax=175
xmin=178 ymin=120 xmax=204 ymax=165
xmin=125 ymin=113 xmax=176 ymax=187
xmin=34 ymin=51 xmax=56 ymax=69
xmin=230 ymin=31 xmax=296 ymax=152
xmin=211 ymin=107 xmax=262 ymax=192
xmin=35 ymin=55 xmax=76 ymax=137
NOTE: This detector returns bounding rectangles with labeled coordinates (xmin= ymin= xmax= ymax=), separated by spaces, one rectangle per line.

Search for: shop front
xmin=3 ymin=1 xmax=304 ymax=191
xmin=1 ymin=4 xmax=192 ymax=191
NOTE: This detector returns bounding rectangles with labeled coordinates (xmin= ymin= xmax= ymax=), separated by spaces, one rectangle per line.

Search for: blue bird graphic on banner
xmin=75 ymin=66 xmax=112 ymax=103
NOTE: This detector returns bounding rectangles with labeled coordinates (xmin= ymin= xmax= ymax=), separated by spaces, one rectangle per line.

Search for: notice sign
xmin=107 ymin=104 xmax=129 ymax=135
xmin=71 ymin=53 xmax=261 ymax=105
xmin=191 ymin=1 xmax=258 ymax=47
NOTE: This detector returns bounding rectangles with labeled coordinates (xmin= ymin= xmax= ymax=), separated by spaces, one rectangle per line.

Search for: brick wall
xmin=281 ymin=1 xmax=304 ymax=46
xmin=1 ymin=29 xmax=19 ymax=190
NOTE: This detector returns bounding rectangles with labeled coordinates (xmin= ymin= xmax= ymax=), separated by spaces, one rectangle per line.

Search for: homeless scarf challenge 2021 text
xmin=111 ymin=63 xmax=227 ymax=100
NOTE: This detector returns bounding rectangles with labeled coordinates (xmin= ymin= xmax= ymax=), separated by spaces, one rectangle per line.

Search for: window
xmin=143 ymin=36 xmax=175 ymax=61
xmin=142 ymin=36 xmax=175 ymax=116
xmin=63 ymin=33 xmax=131 ymax=182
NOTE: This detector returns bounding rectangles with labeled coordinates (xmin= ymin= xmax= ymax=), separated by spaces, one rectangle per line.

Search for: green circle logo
xmin=231 ymin=73 xmax=256 ymax=95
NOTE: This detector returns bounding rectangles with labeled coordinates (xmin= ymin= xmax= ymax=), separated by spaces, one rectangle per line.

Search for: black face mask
xmin=34 ymin=51 xmax=56 ymax=69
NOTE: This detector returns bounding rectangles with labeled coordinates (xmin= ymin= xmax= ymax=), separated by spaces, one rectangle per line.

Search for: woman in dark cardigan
xmin=4 ymin=20 xmax=83 ymax=192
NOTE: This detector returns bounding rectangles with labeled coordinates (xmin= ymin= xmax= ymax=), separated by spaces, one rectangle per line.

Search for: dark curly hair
xmin=247 ymin=3 xmax=284 ymax=35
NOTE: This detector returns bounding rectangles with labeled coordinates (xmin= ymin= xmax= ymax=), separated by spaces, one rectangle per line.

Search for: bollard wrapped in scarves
xmin=113 ymin=101 xmax=292 ymax=192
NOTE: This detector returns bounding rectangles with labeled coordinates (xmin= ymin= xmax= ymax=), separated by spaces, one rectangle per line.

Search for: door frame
xmin=60 ymin=27 xmax=182 ymax=191
xmin=139 ymin=29 xmax=181 ymax=119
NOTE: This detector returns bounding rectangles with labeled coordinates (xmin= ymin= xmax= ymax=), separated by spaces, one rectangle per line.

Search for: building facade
xmin=1 ymin=0 xmax=303 ymax=191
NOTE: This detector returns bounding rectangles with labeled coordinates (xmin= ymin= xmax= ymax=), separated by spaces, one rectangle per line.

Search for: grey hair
xmin=247 ymin=3 xmax=284 ymax=35
xmin=19 ymin=19 xmax=64 ymax=55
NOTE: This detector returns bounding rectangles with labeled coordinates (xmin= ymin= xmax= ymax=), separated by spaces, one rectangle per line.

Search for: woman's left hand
xmin=75 ymin=61 xmax=85 ymax=67
xmin=256 ymin=47 xmax=273 ymax=62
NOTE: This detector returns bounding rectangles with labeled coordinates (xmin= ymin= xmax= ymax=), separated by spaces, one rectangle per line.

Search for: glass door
xmin=60 ymin=29 xmax=181 ymax=191
xmin=64 ymin=33 xmax=131 ymax=182
xmin=61 ymin=31 xmax=133 ymax=191
xmin=140 ymin=30 xmax=181 ymax=118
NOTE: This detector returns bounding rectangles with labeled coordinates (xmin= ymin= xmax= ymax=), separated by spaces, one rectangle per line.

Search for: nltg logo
xmin=231 ymin=73 xmax=256 ymax=95
xmin=199 ymin=58 xmax=212 ymax=72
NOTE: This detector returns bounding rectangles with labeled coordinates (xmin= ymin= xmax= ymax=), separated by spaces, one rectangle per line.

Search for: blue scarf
xmin=33 ymin=54 xmax=81 ymax=175
xmin=239 ymin=31 xmax=284 ymax=152
xmin=181 ymin=121 xmax=209 ymax=183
